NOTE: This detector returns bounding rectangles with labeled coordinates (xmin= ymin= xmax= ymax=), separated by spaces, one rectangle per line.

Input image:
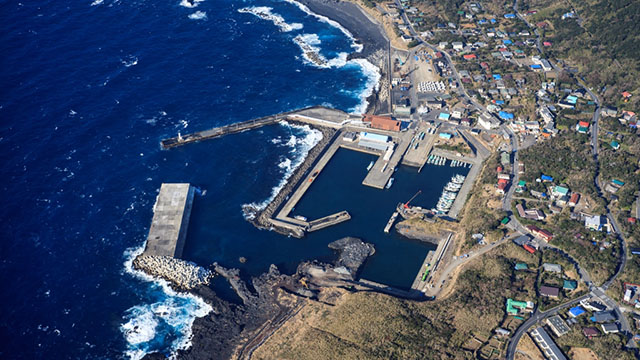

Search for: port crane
xmin=403 ymin=190 xmax=422 ymax=209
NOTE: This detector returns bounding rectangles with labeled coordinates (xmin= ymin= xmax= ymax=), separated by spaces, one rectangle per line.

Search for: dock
xmin=411 ymin=250 xmax=435 ymax=290
xmin=361 ymin=130 xmax=413 ymax=189
xmin=384 ymin=211 xmax=399 ymax=233
xmin=143 ymin=183 xmax=195 ymax=258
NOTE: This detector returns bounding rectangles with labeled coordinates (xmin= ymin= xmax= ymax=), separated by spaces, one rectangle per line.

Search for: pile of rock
xmin=134 ymin=255 xmax=213 ymax=290
xmin=328 ymin=237 xmax=375 ymax=277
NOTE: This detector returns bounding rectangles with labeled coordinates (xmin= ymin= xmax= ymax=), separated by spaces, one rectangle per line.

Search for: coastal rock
xmin=327 ymin=237 xmax=375 ymax=277
xmin=396 ymin=223 xmax=443 ymax=245
xmin=133 ymin=255 xmax=213 ymax=290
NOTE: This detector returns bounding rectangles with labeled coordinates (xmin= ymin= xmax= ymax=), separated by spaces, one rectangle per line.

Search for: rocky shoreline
xmin=138 ymin=237 xmax=375 ymax=360
xmin=133 ymin=255 xmax=213 ymax=290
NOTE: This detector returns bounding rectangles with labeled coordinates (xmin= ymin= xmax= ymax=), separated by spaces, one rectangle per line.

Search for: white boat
xmin=386 ymin=177 xmax=394 ymax=189
xmin=367 ymin=161 xmax=374 ymax=171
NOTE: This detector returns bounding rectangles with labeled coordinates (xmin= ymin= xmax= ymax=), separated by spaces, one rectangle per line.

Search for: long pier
xmin=307 ymin=211 xmax=350 ymax=232
xmin=160 ymin=106 xmax=348 ymax=149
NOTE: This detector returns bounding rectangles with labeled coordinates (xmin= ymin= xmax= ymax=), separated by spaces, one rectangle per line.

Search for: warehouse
xmin=357 ymin=132 xmax=392 ymax=151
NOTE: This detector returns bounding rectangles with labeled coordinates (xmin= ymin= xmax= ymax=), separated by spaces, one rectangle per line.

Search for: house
xmin=552 ymin=186 xmax=569 ymax=198
xmin=527 ymin=225 xmax=553 ymax=242
xmin=592 ymin=310 xmax=616 ymax=323
xmin=452 ymin=41 xmax=464 ymax=50
xmin=576 ymin=120 xmax=590 ymax=133
xmin=546 ymin=315 xmax=570 ymax=337
xmin=568 ymin=193 xmax=580 ymax=207
xmin=451 ymin=107 xmax=465 ymax=119
xmin=610 ymin=140 xmax=620 ymax=150
xmin=581 ymin=300 xmax=606 ymax=312
xmin=495 ymin=328 xmax=511 ymax=337
xmin=513 ymin=235 xmax=531 ymax=246
xmin=438 ymin=112 xmax=451 ymax=121
xmin=463 ymin=53 xmax=476 ymax=60
xmin=497 ymin=178 xmax=509 ymax=194
xmin=515 ymin=263 xmax=528 ymax=270
xmin=426 ymin=99 xmax=443 ymax=109
xmin=506 ymin=298 xmax=529 ymax=315
xmin=530 ymin=327 xmax=567 ymax=360
xmin=563 ymin=280 xmax=577 ymax=291
xmin=525 ymin=209 xmax=545 ymax=220
xmin=541 ymin=174 xmax=553 ymax=182
xmin=516 ymin=204 xmax=527 ymax=218
xmin=543 ymin=263 xmax=562 ymax=273
xmin=583 ymin=327 xmax=599 ymax=338
xmin=584 ymin=215 xmax=609 ymax=232
xmin=601 ymin=323 xmax=620 ymax=334
xmin=540 ymin=285 xmax=560 ymax=298
xmin=602 ymin=107 xmax=617 ymax=117
xmin=363 ymin=115 xmax=401 ymax=132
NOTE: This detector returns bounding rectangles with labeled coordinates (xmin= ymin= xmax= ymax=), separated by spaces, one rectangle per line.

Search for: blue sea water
xmin=0 ymin=0 xmax=381 ymax=358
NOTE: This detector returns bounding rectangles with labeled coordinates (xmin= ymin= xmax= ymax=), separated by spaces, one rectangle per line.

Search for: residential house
xmin=543 ymin=263 xmax=562 ymax=273
xmin=583 ymin=327 xmax=599 ymax=338
xmin=563 ymin=280 xmax=577 ymax=291
xmin=601 ymin=323 xmax=620 ymax=334
xmin=568 ymin=193 xmax=580 ymax=207
xmin=527 ymin=225 xmax=553 ymax=242
xmin=540 ymin=285 xmax=560 ymax=298
xmin=584 ymin=215 xmax=610 ymax=232
xmin=592 ymin=310 xmax=616 ymax=323
xmin=552 ymin=185 xmax=569 ymax=198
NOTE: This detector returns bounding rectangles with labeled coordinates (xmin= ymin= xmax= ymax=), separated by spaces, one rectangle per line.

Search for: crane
xmin=403 ymin=190 xmax=422 ymax=209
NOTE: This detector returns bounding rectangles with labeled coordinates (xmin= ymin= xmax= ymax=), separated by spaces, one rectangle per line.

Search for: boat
xmin=367 ymin=161 xmax=374 ymax=171
xmin=414 ymin=142 xmax=419 ymax=149
xmin=294 ymin=215 xmax=308 ymax=222
xmin=386 ymin=177 xmax=394 ymax=189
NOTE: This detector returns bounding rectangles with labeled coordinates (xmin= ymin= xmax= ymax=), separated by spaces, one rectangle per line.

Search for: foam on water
xmin=346 ymin=58 xmax=381 ymax=114
xmin=188 ymin=11 xmax=207 ymax=20
xmin=238 ymin=6 xmax=303 ymax=32
xmin=242 ymin=121 xmax=322 ymax=216
xmin=282 ymin=0 xmax=362 ymax=52
xmin=179 ymin=0 xmax=204 ymax=8
xmin=121 ymin=246 xmax=212 ymax=360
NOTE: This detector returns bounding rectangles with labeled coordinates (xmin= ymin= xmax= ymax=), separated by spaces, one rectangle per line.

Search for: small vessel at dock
xmin=366 ymin=161 xmax=374 ymax=171
xmin=385 ymin=177 xmax=394 ymax=189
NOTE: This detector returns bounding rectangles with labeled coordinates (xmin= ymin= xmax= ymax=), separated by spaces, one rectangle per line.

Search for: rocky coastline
xmin=139 ymin=237 xmax=375 ymax=360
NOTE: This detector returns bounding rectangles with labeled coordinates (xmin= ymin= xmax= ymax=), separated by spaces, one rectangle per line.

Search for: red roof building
xmin=363 ymin=115 xmax=401 ymax=132
xmin=463 ymin=54 xmax=477 ymax=60
xmin=578 ymin=120 xmax=590 ymax=128
xmin=622 ymin=91 xmax=632 ymax=98
xmin=568 ymin=193 xmax=580 ymax=207
xmin=543 ymin=41 xmax=552 ymax=46
xmin=526 ymin=225 xmax=553 ymax=242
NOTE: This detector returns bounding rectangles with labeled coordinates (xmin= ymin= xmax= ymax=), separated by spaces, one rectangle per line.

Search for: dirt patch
xmin=515 ymin=333 xmax=545 ymax=360
xmin=568 ymin=347 xmax=600 ymax=360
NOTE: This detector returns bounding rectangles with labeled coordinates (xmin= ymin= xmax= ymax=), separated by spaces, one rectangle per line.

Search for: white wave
xmin=188 ymin=11 xmax=207 ymax=20
xmin=282 ymin=0 xmax=362 ymax=52
xmin=242 ymin=122 xmax=323 ymax=217
xmin=348 ymin=58 xmax=381 ymax=114
xmin=179 ymin=0 xmax=204 ymax=8
xmin=121 ymin=56 xmax=138 ymax=67
xmin=91 ymin=0 xmax=103 ymax=6
xmin=238 ymin=6 xmax=303 ymax=32
xmin=121 ymin=245 xmax=212 ymax=360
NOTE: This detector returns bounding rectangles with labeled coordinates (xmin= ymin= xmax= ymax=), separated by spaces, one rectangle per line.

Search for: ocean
xmin=0 ymin=0 xmax=382 ymax=358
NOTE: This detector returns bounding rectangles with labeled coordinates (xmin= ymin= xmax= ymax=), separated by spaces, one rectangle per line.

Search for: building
xmin=527 ymin=225 xmax=553 ymax=242
xmin=540 ymin=285 xmax=560 ymax=298
xmin=583 ymin=327 xmax=599 ymax=338
xmin=452 ymin=41 xmax=464 ymax=50
xmin=363 ymin=115 xmax=401 ymax=132
xmin=601 ymin=323 xmax=620 ymax=334
xmin=513 ymin=235 xmax=532 ymax=246
xmin=478 ymin=113 xmax=500 ymax=129
xmin=581 ymin=299 xmax=606 ymax=312
xmin=568 ymin=306 xmax=585 ymax=318
xmin=563 ymin=280 xmax=577 ymax=291
xmin=552 ymin=185 xmax=570 ymax=198
xmin=357 ymin=132 xmax=391 ymax=151
xmin=592 ymin=310 xmax=616 ymax=323
xmin=568 ymin=193 xmax=580 ymax=207
xmin=543 ymin=263 xmax=562 ymax=273
xmin=530 ymin=327 xmax=567 ymax=360
xmin=584 ymin=215 xmax=609 ymax=232
xmin=426 ymin=99 xmax=443 ymax=109
xmin=516 ymin=203 xmax=527 ymax=218
xmin=515 ymin=263 xmax=528 ymax=270
xmin=546 ymin=315 xmax=570 ymax=337
xmin=342 ymin=131 xmax=357 ymax=142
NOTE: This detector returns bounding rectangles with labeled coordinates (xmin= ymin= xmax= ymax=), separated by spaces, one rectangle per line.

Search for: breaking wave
xmin=179 ymin=0 xmax=204 ymax=8
xmin=238 ymin=6 xmax=303 ymax=32
xmin=188 ymin=11 xmax=207 ymax=20
xmin=120 ymin=246 xmax=212 ymax=360
xmin=241 ymin=122 xmax=323 ymax=219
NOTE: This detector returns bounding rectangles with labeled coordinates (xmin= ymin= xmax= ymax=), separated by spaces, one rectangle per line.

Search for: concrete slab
xmin=144 ymin=183 xmax=194 ymax=258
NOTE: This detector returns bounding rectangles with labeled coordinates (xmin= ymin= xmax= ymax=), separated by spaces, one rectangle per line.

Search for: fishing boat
xmin=366 ymin=161 xmax=374 ymax=171
xmin=386 ymin=177 xmax=394 ymax=189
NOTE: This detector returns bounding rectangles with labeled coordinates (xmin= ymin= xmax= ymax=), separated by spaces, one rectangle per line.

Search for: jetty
xmin=143 ymin=183 xmax=195 ymax=258
xmin=411 ymin=232 xmax=452 ymax=292
xmin=160 ymin=106 xmax=350 ymax=149
xmin=308 ymin=211 xmax=351 ymax=232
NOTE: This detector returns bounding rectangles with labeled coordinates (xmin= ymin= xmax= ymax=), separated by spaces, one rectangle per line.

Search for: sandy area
xmin=568 ymin=347 xmax=600 ymax=360
xmin=515 ymin=333 xmax=545 ymax=360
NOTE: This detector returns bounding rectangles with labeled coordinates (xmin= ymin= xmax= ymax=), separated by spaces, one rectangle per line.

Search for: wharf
xmin=361 ymin=130 xmax=413 ymax=189
xmin=413 ymin=233 xmax=452 ymax=291
xmin=143 ymin=183 xmax=195 ymax=258
xmin=402 ymin=126 xmax=438 ymax=169
xmin=160 ymin=106 xmax=349 ymax=149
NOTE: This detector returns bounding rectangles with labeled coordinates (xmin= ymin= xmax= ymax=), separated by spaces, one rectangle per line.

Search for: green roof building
xmin=507 ymin=298 xmax=528 ymax=315
xmin=563 ymin=280 xmax=577 ymax=291
xmin=552 ymin=185 xmax=569 ymax=197
xmin=515 ymin=263 xmax=528 ymax=270
xmin=610 ymin=141 xmax=620 ymax=150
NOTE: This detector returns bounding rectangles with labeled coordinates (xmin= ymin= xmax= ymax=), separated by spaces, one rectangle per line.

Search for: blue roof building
xmin=541 ymin=174 xmax=553 ymax=182
xmin=569 ymin=306 xmax=585 ymax=317
xmin=499 ymin=111 xmax=514 ymax=120
xmin=530 ymin=64 xmax=542 ymax=70
xmin=493 ymin=74 xmax=502 ymax=80
xmin=438 ymin=112 xmax=451 ymax=121
xmin=490 ymin=18 xmax=497 ymax=24
xmin=503 ymin=39 xmax=512 ymax=45
xmin=566 ymin=95 xmax=578 ymax=104
xmin=439 ymin=132 xmax=452 ymax=139
xmin=495 ymin=100 xmax=505 ymax=105
xmin=504 ymin=13 xmax=516 ymax=19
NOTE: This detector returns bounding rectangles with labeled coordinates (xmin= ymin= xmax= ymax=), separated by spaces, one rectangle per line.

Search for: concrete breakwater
xmin=245 ymin=124 xmax=338 ymax=237
xmin=133 ymin=255 xmax=213 ymax=290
